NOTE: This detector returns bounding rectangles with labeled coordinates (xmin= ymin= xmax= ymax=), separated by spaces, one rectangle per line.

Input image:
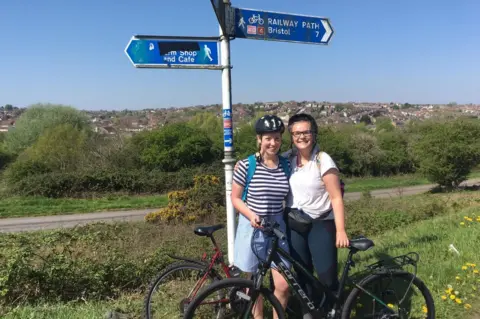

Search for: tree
xmin=4 ymin=104 xmax=13 ymax=111
xmin=188 ymin=112 xmax=223 ymax=157
xmin=375 ymin=117 xmax=395 ymax=133
xmin=317 ymin=125 xmax=355 ymax=175
xmin=129 ymin=122 xmax=217 ymax=171
xmin=348 ymin=133 xmax=384 ymax=176
xmin=20 ymin=124 xmax=91 ymax=172
xmin=377 ymin=130 xmax=414 ymax=175
xmin=4 ymin=103 xmax=90 ymax=154
xmin=359 ymin=115 xmax=372 ymax=125
xmin=410 ymin=118 xmax=480 ymax=188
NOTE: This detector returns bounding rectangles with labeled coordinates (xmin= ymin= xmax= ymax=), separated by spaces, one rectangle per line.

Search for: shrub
xmin=409 ymin=118 xmax=480 ymax=188
xmin=4 ymin=103 xmax=90 ymax=155
xmin=0 ymin=222 xmax=222 ymax=307
xmin=127 ymin=122 xmax=218 ymax=171
xmin=3 ymin=165 xmax=223 ymax=198
xmin=145 ymin=174 xmax=225 ymax=224
xmin=345 ymin=194 xmax=451 ymax=237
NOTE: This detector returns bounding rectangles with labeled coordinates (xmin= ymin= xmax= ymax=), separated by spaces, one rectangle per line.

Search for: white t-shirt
xmin=283 ymin=148 xmax=338 ymax=219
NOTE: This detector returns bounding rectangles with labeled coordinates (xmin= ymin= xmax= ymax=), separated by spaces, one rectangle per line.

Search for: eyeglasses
xmin=291 ymin=130 xmax=313 ymax=138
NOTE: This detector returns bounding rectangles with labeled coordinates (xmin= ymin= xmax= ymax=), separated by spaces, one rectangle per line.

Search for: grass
xmin=0 ymin=194 xmax=168 ymax=219
xmin=339 ymin=204 xmax=480 ymax=318
xmin=344 ymin=170 xmax=480 ymax=193
xmin=1 ymin=170 xmax=480 ymax=219
xmin=2 ymin=191 xmax=480 ymax=318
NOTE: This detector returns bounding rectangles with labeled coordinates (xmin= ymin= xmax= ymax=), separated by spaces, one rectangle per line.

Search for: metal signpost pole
xmin=219 ymin=1 xmax=236 ymax=266
xmin=126 ymin=0 xmax=335 ymax=269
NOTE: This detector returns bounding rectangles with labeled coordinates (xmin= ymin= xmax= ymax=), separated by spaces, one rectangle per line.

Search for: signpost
xmin=233 ymin=8 xmax=334 ymax=45
xmin=125 ymin=36 xmax=221 ymax=69
xmin=124 ymin=0 xmax=334 ymax=266
xmin=210 ymin=0 xmax=226 ymax=34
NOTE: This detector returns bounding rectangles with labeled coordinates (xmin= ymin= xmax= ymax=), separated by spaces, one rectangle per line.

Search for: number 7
xmin=316 ymin=31 xmax=319 ymax=37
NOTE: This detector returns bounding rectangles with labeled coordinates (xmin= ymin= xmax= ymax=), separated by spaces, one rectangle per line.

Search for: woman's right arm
xmin=231 ymin=169 xmax=261 ymax=228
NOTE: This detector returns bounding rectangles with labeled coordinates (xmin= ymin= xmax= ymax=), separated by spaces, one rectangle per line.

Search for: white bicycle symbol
xmin=248 ymin=14 xmax=264 ymax=25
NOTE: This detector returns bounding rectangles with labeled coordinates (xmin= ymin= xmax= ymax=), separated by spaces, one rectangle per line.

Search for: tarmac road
xmin=1 ymin=178 xmax=479 ymax=233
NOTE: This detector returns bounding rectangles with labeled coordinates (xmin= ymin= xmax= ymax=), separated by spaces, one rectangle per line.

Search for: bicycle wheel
xmin=144 ymin=261 xmax=222 ymax=319
xmin=341 ymin=270 xmax=435 ymax=319
xmin=184 ymin=277 xmax=286 ymax=319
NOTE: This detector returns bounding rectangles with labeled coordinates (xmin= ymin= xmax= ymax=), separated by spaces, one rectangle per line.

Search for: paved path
xmin=0 ymin=209 xmax=157 ymax=233
xmin=1 ymin=178 xmax=479 ymax=233
xmin=344 ymin=178 xmax=480 ymax=201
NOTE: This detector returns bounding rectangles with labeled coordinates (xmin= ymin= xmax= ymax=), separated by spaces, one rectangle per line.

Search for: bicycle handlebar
xmin=259 ymin=219 xmax=286 ymax=241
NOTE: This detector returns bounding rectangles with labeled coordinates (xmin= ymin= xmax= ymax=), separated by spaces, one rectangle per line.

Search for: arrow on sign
xmin=321 ymin=20 xmax=333 ymax=42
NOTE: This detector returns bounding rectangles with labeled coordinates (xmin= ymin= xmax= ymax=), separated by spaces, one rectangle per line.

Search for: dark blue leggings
xmin=287 ymin=219 xmax=338 ymax=307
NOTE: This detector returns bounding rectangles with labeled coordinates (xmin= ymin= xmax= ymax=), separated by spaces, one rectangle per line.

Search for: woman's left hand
xmin=336 ymin=231 xmax=350 ymax=248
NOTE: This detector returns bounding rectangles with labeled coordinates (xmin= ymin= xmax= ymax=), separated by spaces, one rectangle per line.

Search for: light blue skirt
xmin=233 ymin=213 xmax=290 ymax=273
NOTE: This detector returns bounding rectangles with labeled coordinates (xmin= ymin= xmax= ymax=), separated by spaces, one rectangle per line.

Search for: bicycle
xmin=183 ymin=220 xmax=435 ymax=318
xmin=144 ymin=223 xmax=241 ymax=318
xmin=248 ymin=14 xmax=264 ymax=25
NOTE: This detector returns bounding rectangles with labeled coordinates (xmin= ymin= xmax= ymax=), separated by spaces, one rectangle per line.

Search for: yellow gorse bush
xmin=145 ymin=174 xmax=224 ymax=224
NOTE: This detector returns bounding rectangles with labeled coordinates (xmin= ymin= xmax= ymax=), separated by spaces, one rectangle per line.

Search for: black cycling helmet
xmin=287 ymin=113 xmax=318 ymax=134
xmin=255 ymin=115 xmax=285 ymax=135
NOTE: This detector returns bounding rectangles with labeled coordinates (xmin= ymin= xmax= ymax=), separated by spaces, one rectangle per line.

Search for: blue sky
xmin=1 ymin=0 xmax=479 ymax=110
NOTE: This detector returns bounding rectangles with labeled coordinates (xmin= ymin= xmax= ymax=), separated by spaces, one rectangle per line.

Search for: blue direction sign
xmin=233 ymin=8 xmax=334 ymax=45
xmin=125 ymin=37 xmax=220 ymax=69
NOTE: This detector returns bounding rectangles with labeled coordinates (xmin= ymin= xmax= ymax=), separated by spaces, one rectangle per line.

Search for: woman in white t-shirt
xmin=282 ymin=113 xmax=349 ymax=312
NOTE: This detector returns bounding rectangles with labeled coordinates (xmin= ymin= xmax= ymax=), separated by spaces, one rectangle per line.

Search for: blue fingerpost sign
xmin=234 ymin=8 xmax=334 ymax=45
xmin=125 ymin=37 xmax=220 ymax=69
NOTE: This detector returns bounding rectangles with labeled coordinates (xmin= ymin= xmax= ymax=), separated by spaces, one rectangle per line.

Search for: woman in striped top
xmin=231 ymin=115 xmax=291 ymax=319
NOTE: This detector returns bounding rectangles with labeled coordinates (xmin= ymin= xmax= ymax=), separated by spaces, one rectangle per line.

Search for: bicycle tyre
xmin=341 ymin=270 xmax=435 ymax=319
xmin=184 ymin=277 xmax=286 ymax=319
xmin=144 ymin=261 xmax=222 ymax=319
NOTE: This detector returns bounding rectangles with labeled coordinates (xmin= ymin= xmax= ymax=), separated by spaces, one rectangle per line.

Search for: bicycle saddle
xmin=194 ymin=224 xmax=224 ymax=237
xmin=349 ymin=236 xmax=374 ymax=251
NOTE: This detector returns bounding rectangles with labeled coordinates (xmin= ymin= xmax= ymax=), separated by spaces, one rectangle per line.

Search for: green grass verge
xmin=344 ymin=171 xmax=480 ymax=193
xmin=3 ymin=193 xmax=480 ymax=318
xmin=339 ymin=204 xmax=480 ymax=318
xmin=0 ymin=195 xmax=168 ymax=219
xmin=1 ymin=170 xmax=479 ymax=219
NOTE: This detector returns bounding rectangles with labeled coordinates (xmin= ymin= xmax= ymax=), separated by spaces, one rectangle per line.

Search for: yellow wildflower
xmin=441 ymin=295 xmax=447 ymax=300
xmin=460 ymin=222 xmax=465 ymax=225
xmin=474 ymin=270 xmax=479 ymax=274
xmin=455 ymin=298 xmax=462 ymax=304
xmin=387 ymin=303 xmax=394 ymax=309
xmin=465 ymin=303 xmax=472 ymax=309
xmin=450 ymin=295 xmax=456 ymax=300
xmin=462 ymin=266 xmax=468 ymax=270
xmin=456 ymin=276 xmax=461 ymax=280
xmin=422 ymin=305 xmax=428 ymax=313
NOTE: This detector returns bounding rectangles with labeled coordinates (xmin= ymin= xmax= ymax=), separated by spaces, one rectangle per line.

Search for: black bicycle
xmin=183 ymin=220 xmax=435 ymax=318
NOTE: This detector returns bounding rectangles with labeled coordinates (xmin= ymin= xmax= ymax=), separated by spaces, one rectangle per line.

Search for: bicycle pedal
xmin=229 ymin=265 xmax=242 ymax=277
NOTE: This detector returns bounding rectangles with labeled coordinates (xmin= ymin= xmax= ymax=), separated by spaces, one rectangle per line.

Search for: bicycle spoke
xmin=347 ymin=275 xmax=430 ymax=319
